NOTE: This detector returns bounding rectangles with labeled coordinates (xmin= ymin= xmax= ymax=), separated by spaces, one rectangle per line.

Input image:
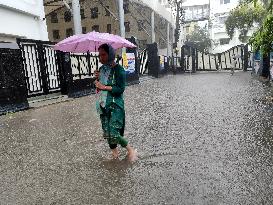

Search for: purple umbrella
xmin=54 ymin=31 xmax=136 ymax=53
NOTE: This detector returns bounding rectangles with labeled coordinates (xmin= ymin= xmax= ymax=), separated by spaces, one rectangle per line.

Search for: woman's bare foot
xmin=112 ymin=148 xmax=119 ymax=159
xmin=126 ymin=145 xmax=138 ymax=162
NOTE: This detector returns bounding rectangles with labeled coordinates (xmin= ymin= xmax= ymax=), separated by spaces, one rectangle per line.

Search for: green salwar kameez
xmin=96 ymin=64 xmax=128 ymax=149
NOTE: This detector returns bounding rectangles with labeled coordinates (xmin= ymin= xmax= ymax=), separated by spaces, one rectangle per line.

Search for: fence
xmin=139 ymin=49 xmax=148 ymax=75
xmin=17 ymin=39 xmax=62 ymax=97
xmin=70 ymin=52 xmax=99 ymax=80
xmin=181 ymin=44 xmax=251 ymax=72
xmin=0 ymin=48 xmax=28 ymax=115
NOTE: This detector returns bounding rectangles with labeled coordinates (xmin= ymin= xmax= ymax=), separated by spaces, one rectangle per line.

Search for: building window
xmin=220 ymin=0 xmax=230 ymax=4
xmin=91 ymin=7 xmax=99 ymax=19
xmin=185 ymin=26 xmax=190 ymax=34
xmin=53 ymin=30 xmax=60 ymax=40
xmin=64 ymin=11 xmax=71 ymax=22
xmin=51 ymin=12 xmax=58 ymax=23
xmin=124 ymin=22 xmax=130 ymax=32
xmin=123 ymin=0 xmax=130 ymax=14
xmin=82 ymin=27 xmax=87 ymax=34
xmin=92 ymin=25 xmax=99 ymax=32
xmin=66 ymin=28 xmax=73 ymax=37
xmin=159 ymin=19 xmax=165 ymax=29
xmin=220 ymin=38 xmax=230 ymax=45
xmin=137 ymin=20 xmax=145 ymax=31
xmin=81 ymin=9 xmax=85 ymax=19
xmin=219 ymin=16 xmax=228 ymax=24
xmin=105 ymin=6 xmax=110 ymax=16
xmin=107 ymin=24 xmax=112 ymax=33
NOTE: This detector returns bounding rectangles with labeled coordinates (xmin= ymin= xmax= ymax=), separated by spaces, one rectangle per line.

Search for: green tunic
xmin=105 ymin=64 xmax=126 ymax=110
xmin=97 ymin=64 xmax=128 ymax=149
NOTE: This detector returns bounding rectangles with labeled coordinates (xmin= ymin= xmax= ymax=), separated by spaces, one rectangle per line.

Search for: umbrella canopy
xmin=54 ymin=31 xmax=136 ymax=53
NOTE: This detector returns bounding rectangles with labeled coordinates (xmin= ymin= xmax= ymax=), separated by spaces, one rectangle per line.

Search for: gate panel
xmin=17 ymin=39 xmax=62 ymax=97
xmin=204 ymin=53 xmax=210 ymax=70
xmin=0 ymin=48 xmax=29 ymax=114
xmin=70 ymin=53 xmax=98 ymax=80
xmin=182 ymin=44 xmax=248 ymax=71
xmin=21 ymin=43 xmax=43 ymax=95
xmin=197 ymin=51 xmax=203 ymax=70
xmin=139 ymin=49 xmax=148 ymax=75
xmin=43 ymin=45 xmax=60 ymax=91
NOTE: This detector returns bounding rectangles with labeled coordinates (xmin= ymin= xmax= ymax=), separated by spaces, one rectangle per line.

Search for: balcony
xmin=184 ymin=10 xmax=209 ymax=23
xmin=131 ymin=0 xmax=175 ymax=27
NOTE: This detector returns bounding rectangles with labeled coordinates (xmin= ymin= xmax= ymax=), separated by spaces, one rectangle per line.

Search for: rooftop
xmin=182 ymin=0 xmax=209 ymax=7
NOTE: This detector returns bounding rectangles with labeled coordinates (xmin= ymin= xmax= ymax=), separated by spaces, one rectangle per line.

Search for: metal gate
xmin=70 ymin=53 xmax=99 ymax=80
xmin=139 ymin=49 xmax=148 ymax=75
xmin=17 ymin=39 xmax=62 ymax=97
xmin=181 ymin=44 xmax=251 ymax=72
xmin=0 ymin=48 xmax=29 ymax=114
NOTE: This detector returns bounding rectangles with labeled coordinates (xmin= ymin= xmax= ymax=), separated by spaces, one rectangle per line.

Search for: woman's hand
xmin=95 ymin=80 xmax=105 ymax=90
xmin=95 ymin=80 xmax=112 ymax=91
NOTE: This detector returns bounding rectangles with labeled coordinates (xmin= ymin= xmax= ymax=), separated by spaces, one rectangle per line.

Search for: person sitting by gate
xmin=94 ymin=43 xmax=137 ymax=161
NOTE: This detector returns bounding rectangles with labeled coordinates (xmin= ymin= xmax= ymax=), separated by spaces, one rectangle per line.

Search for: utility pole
xmin=208 ymin=0 xmax=213 ymax=46
xmin=167 ymin=22 xmax=170 ymax=56
xmin=72 ymin=0 xmax=82 ymax=35
xmin=151 ymin=11 xmax=155 ymax=43
xmin=118 ymin=0 xmax=126 ymax=38
xmin=118 ymin=0 xmax=126 ymax=53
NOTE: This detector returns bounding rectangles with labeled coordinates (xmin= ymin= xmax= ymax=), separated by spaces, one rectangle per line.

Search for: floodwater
xmin=0 ymin=71 xmax=273 ymax=204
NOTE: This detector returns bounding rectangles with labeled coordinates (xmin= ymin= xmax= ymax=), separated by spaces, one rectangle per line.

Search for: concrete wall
xmin=0 ymin=0 xmax=48 ymax=42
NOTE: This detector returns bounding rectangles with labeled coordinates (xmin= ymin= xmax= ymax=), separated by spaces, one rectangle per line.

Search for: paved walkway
xmin=0 ymin=72 xmax=273 ymax=204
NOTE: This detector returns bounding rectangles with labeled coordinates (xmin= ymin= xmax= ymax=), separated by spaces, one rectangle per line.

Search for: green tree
xmin=225 ymin=0 xmax=273 ymax=54
xmin=168 ymin=0 xmax=185 ymax=48
xmin=249 ymin=0 xmax=273 ymax=55
xmin=244 ymin=0 xmax=273 ymax=11
xmin=185 ymin=25 xmax=211 ymax=52
xmin=225 ymin=3 xmax=266 ymax=42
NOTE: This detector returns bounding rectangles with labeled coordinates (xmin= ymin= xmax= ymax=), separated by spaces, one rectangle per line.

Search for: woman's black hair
xmin=98 ymin=43 xmax=116 ymax=64
xmin=98 ymin=43 xmax=110 ymax=54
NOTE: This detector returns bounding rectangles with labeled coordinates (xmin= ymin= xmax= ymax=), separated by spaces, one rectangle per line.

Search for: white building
xmin=158 ymin=0 xmax=172 ymax=12
xmin=135 ymin=0 xmax=175 ymax=56
xmin=183 ymin=0 xmax=210 ymax=23
xmin=180 ymin=0 xmax=257 ymax=53
xmin=0 ymin=0 xmax=48 ymax=43
xmin=209 ymin=0 xmax=238 ymax=53
xmin=180 ymin=0 xmax=210 ymax=52
xmin=209 ymin=0 xmax=257 ymax=53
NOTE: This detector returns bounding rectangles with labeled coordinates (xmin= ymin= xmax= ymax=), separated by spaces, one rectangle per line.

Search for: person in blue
xmin=94 ymin=44 xmax=137 ymax=161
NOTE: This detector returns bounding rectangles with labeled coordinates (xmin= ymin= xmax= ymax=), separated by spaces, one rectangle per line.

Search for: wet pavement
xmin=0 ymin=71 xmax=273 ymax=204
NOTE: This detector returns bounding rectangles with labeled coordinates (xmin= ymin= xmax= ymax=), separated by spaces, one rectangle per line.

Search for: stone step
xmin=28 ymin=94 xmax=71 ymax=108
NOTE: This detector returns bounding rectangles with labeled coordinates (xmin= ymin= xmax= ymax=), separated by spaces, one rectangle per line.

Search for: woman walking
xmin=231 ymin=54 xmax=236 ymax=75
xmin=94 ymin=44 xmax=137 ymax=161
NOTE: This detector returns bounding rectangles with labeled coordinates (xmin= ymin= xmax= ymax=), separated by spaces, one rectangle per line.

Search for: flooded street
xmin=0 ymin=72 xmax=273 ymax=204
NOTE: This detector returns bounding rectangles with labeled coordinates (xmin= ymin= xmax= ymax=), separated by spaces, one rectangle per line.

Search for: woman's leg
xmin=109 ymin=105 xmax=137 ymax=160
xmin=100 ymin=114 xmax=109 ymax=139
xmin=100 ymin=110 xmax=118 ymax=152
xmin=109 ymin=106 xmax=128 ymax=148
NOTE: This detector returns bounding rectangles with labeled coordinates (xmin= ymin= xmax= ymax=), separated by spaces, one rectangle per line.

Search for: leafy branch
xmin=226 ymin=0 xmax=273 ymax=55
